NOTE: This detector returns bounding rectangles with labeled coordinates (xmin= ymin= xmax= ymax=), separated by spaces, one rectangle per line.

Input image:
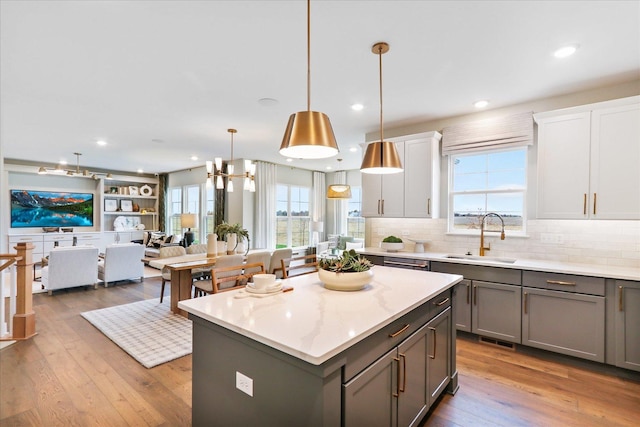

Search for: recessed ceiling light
xmin=553 ymin=44 xmax=578 ymax=59
xmin=351 ymin=103 xmax=364 ymax=111
xmin=137 ymin=169 xmax=144 ymax=174
xmin=326 ymin=166 xmax=332 ymax=170
xmin=349 ymin=147 xmax=358 ymax=153
xmin=474 ymin=100 xmax=489 ymax=109
xmin=258 ymin=98 xmax=279 ymax=107
xmin=191 ymin=155 xmax=198 ymax=161
xmin=286 ymin=158 xmax=293 ymax=162
xmin=96 ymin=140 xmax=107 ymax=146
xmin=59 ymin=160 xmax=67 ymax=165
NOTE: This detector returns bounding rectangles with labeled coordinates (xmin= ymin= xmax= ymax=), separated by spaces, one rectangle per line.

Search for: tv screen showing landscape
xmin=10 ymin=190 xmax=94 ymax=228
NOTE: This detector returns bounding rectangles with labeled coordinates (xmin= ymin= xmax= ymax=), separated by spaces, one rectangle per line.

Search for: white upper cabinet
xmin=534 ymin=97 xmax=640 ymax=220
xmin=361 ymin=131 xmax=441 ymax=218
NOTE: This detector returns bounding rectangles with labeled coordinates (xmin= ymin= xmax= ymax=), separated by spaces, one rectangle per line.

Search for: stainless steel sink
xmin=444 ymin=254 xmax=517 ymax=264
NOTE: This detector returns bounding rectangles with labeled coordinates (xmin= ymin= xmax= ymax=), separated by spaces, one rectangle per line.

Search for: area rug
xmin=81 ymin=298 xmax=192 ymax=368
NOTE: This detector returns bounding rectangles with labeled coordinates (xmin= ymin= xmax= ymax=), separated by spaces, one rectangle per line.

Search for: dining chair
xmin=245 ymin=250 xmax=271 ymax=279
xmin=212 ymin=262 xmax=266 ymax=293
xmin=158 ymin=245 xmax=187 ymax=303
xmin=269 ymin=248 xmax=292 ymax=279
xmin=193 ymin=254 xmax=244 ymax=296
xmin=280 ymin=254 xmax=318 ymax=279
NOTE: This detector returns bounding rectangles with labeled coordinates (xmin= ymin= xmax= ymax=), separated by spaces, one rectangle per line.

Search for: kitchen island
xmin=179 ymin=266 xmax=463 ymax=426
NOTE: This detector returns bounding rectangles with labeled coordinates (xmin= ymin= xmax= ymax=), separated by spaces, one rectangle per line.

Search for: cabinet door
xmin=343 ymin=347 xmax=398 ymax=427
xmin=590 ymin=103 xmax=640 ymax=219
xmin=398 ymin=324 xmax=428 ymax=427
xmin=472 ymin=281 xmax=522 ymax=343
xmin=454 ymin=280 xmax=471 ymax=332
xmin=523 ymin=287 xmax=604 ymax=362
xmin=404 ymin=138 xmax=439 ymax=218
xmin=380 ymin=143 xmax=405 ymax=217
xmin=427 ymin=307 xmax=451 ymax=407
xmin=362 ymin=174 xmax=383 ymax=217
xmin=615 ymin=281 xmax=640 ymax=371
xmin=536 ymin=112 xmax=591 ymax=219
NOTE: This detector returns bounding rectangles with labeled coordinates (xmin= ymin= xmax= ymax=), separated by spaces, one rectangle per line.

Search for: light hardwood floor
xmin=1 ymin=277 xmax=639 ymax=426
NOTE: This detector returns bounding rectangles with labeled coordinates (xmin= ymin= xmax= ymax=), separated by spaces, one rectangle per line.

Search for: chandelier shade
xmin=279 ymin=0 xmax=339 ymax=159
xmin=327 ymin=184 xmax=352 ymax=199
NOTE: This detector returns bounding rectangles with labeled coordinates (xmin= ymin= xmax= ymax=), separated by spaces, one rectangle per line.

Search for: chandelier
xmin=37 ymin=152 xmax=113 ymax=180
xmin=206 ymin=129 xmax=256 ymax=192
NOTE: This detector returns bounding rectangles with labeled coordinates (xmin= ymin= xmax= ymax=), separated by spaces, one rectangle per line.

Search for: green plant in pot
xmin=318 ymin=249 xmax=374 ymax=291
xmin=381 ymin=235 xmax=404 ymax=252
xmin=215 ymin=222 xmax=250 ymax=254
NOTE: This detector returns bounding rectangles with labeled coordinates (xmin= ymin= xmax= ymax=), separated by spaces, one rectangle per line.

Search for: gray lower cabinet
xmin=522 ymin=271 xmax=605 ymax=362
xmin=454 ymin=280 xmax=471 ymax=332
xmin=344 ymin=307 xmax=451 ymax=427
xmin=615 ymin=280 xmax=640 ymax=371
xmin=472 ymin=281 xmax=522 ymax=343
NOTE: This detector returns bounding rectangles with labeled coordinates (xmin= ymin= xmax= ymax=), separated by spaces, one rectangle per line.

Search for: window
xmin=449 ymin=148 xmax=526 ymax=234
xmin=168 ymin=187 xmax=182 ymax=236
xmin=276 ymin=184 xmax=310 ymax=248
xmin=204 ymin=186 xmax=215 ymax=236
xmin=183 ymin=185 xmax=200 ymax=243
xmin=347 ymin=186 xmax=364 ymax=239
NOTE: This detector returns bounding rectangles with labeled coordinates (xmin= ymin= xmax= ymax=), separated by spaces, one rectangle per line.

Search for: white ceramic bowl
xmin=252 ymin=273 xmax=276 ymax=290
xmin=318 ymin=269 xmax=373 ymax=291
xmin=381 ymin=242 xmax=404 ymax=252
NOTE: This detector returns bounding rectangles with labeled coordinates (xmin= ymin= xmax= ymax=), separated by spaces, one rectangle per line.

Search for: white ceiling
xmin=1 ymin=0 xmax=639 ymax=175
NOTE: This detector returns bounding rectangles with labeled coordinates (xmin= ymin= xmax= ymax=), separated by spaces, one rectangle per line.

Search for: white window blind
xmin=442 ymin=112 xmax=533 ymax=156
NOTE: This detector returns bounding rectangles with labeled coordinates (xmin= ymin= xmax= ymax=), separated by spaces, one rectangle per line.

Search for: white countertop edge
xmin=358 ymin=248 xmax=640 ymax=281
xmin=179 ymin=270 xmax=462 ymax=365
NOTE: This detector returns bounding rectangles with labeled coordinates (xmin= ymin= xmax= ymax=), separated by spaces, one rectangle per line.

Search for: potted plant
xmin=215 ymin=222 xmax=250 ymax=255
xmin=317 ymin=249 xmax=374 ymax=291
xmin=381 ymin=235 xmax=404 ymax=252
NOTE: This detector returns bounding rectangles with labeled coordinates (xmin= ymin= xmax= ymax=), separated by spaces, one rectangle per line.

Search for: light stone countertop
xmin=358 ymin=247 xmax=640 ymax=281
xmin=178 ymin=266 xmax=462 ymax=365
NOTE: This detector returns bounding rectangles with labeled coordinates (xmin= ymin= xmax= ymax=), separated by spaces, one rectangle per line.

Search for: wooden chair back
xmin=212 ymin=262 xmax=266 ymax=293
xmin=280 ymin=254 xmax=318 ymax=279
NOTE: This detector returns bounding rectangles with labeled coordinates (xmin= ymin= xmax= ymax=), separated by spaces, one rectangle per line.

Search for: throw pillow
xmin=345 ymin=241 xmax=363 ymax=251
xmin=147 ymin=232 xmax=166 ymax=248
xmin=337 ymin=236 xmax=354 ymax=250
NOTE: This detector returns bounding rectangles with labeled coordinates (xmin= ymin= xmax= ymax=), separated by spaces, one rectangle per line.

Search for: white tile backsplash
xmin=366 ymin=218 xmax=640 ymax=268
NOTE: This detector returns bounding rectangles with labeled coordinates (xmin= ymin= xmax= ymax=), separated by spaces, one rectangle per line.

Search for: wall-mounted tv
xmin=10 ymin=190 xmax=94 ymax=228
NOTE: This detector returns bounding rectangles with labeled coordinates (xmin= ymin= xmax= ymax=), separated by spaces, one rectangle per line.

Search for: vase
xmin=236 ymin=241 xmax=244 ymax=254
xmin=217 ymin=241 xmax=227 ymax=255
xmin=226 ymin=233 xmax=237 ymax=255
xmin=318 ymin=269 xmax=374 ymax=291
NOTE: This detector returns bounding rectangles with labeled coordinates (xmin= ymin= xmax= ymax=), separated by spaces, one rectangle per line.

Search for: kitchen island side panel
xmin=191 ymin=315 xmax=342 ymax=427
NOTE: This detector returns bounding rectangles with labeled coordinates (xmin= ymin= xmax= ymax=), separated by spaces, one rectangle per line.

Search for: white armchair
xmin=41 ymin=246 xmax=99 ymax=295
xmin=98 ymin=243 xmax=145 ymax=287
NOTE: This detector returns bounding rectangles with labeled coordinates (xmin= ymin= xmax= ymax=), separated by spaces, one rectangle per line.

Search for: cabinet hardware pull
xmin=546 ymin=280 xmax=576 ymax=286
xmin=399 ymin=353 xmax=407 ymax=392
xmin=523 ymin=292 xmax=528 ymax=315
xmin=593 ymin=193 xmax=597 ymax=215
xmin=429 ymin=326 xmax=437 ymax=359
xmin=389 ymin=323 xmax=410 ymax=338
xmin=583 ymin=193 xmax=587 ymax=215
xmin=466 ymin=283 xmax=470 ymax=305
xmin=384 ymin=260 xmax=428 ymax=269
xmin=434 ymin=297 xmax=450 ymax=306
xmin=381 ymin=199 xmax=385 ymax=215
xmin=377 ymin=200 xmax=381 ymax=215
xmin=619 ymin=285 xmax=624 ymax=312
xmin=473 ymin=284 xmax=477 ymax=305
xmin=427 ymin=198 xmax=431 ymax=215
xmin=393 ymin=357 xmax=400 ymax=397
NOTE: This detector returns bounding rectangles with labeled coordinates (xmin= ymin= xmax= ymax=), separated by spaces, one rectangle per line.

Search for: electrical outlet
xmin=236 ymin=371 xmax=253 ymax=397
xmin=377 ymin=228 xmax=385 ymax=236
xmin=401 ymin=230 xmax=410 ymax=236
xmin=540 ymin=233 xmax=565 ymax=244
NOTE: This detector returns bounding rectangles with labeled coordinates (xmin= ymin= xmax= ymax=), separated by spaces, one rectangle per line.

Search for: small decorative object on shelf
xmin=132 ymin=203 xmax=140 ymax=212
xmin=42 ymin=227 xmax=60 ymax=233
xmin=104 ymin=199 xmax=118 ymax=212
xmin=61 ymin=227 xmax=73 ymax=233
xmin=139 ymin=184 xmax=153 ymax=196
xmin=128 ymin=186 xmax=139 ymax=196
xmin=120 ymin=200 xmax=133 ymax=212
xmin=109 ymin=187 xmax=118 ymax=194
xmin=318 ymin=249 xmax=374 ymax=291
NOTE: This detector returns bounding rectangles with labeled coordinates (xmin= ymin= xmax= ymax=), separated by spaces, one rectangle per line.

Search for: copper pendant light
xmin=327 ymin=159 xmax=352 ymax=199
xmin=279 ymin=0 xmax=339 ymax=159
xmin=360 ymin=42 xmax=403 ymax=174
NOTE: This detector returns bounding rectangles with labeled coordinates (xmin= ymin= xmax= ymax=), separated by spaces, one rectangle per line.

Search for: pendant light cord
xmin=306 ymin=0 xmax=311 ymax=112
xmin=378 ymin=44 xmax=384 ymax=143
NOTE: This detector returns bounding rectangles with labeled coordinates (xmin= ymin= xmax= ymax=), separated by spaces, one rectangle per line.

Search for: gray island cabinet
xmin=178 ymin=266 xmax=462 ymax=426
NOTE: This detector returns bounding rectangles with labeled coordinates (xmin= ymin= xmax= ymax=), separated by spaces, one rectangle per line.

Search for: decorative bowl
xmin=318 ymin=269 xmax=373 ymax=291
xmin=381 ymin=242 xmax=404 ymax=252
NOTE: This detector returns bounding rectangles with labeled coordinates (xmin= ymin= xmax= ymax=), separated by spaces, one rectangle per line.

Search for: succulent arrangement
xmin=319 ymin=249 xmax=373 ymax=273
xmin=382 ymin=235 xmax=403 ymax=243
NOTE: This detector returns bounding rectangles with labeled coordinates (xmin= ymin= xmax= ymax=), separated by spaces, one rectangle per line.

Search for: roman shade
xmin=441 ymin=111 xmax=534 ymax=156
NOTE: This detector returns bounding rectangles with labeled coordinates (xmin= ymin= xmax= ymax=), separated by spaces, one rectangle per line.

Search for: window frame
xmin=347 ymin=185 xmax=365 ymax=239
xmin=276 ymin=184 xmax=311 ymax=249
xmin=447 ymin=147 xmax=528 ymax=236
